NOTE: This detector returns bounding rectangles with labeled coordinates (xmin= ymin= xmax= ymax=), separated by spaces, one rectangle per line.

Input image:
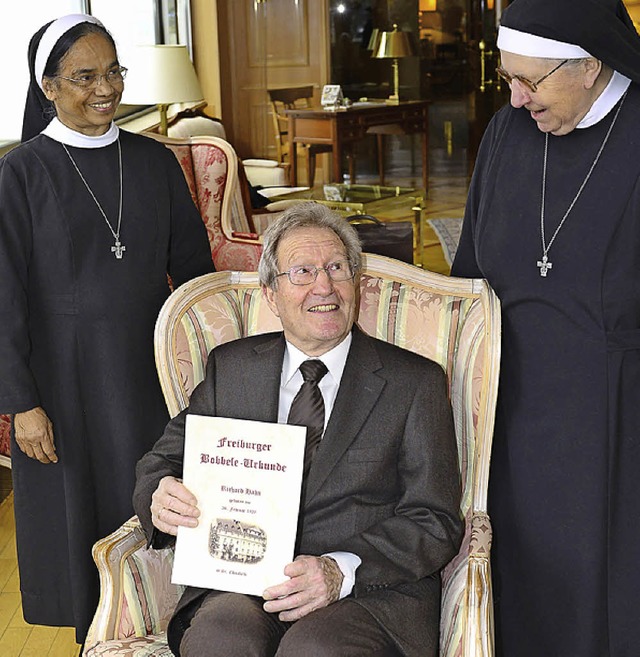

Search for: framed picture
xmin=321 ymin=85 xmax=344 ymax=108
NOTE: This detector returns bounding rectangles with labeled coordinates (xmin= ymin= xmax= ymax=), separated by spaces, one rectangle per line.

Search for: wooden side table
xmin=285 ymin=101 xmax=429 ymax=192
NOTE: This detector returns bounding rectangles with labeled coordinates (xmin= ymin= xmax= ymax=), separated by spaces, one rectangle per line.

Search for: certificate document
xmin=172 ymin=415 xmax=306 ymax=595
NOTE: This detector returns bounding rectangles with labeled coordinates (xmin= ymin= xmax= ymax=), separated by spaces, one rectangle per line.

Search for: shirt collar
xmin=576 ymin=70 xmax=631 ymax=129
xmin=42 ymin=117 xmax=120 ymax=148
xmin=282 ymin=333 xmax=353 ymax=387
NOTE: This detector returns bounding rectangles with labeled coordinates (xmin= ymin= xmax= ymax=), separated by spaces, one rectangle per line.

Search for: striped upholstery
xmin=85 ymin=255 xmax=500 ymax=657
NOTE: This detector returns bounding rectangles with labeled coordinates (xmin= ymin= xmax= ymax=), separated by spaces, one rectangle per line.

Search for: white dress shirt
xmin=278 ymin=334 xmax=361 ymax=598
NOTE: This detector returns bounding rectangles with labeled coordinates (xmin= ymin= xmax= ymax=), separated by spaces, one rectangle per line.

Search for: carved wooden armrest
xmin=85 ymin=516 xmax=181 ymax=648
xmin=86 ymin=517 xmax=148 ymax=645
xmin=465 ymin=512 xmax=494 ymax=657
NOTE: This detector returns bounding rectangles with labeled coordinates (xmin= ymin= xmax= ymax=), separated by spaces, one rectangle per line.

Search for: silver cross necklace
xmin=62 ymin=139 xmax=126 ymax=259
xmin=537 ymin=91 xmax=626 ymax=277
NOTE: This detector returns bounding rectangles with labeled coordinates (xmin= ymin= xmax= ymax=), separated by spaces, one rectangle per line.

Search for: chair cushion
xmin=243 ymin=161 xmax=288 ymax=188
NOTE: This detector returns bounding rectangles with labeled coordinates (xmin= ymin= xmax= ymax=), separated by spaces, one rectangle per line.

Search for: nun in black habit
xmin=452 ymin=1 xmax=640 ymax=655
xmin=0 ymin=14 xmax=213 ymax=643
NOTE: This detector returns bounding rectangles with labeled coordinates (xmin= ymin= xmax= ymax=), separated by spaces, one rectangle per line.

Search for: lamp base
xmin=387 ymin=58 xmax=401 ymax=105
xmin=158 ymin=103 xmax=169 ymax=135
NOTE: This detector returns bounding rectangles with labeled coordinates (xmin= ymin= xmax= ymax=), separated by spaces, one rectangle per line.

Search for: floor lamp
xmin=121 ymin=45 xmax=204 ymax=135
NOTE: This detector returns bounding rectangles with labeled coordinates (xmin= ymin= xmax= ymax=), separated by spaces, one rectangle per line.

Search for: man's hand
xmin=262 ymin=555 xmax=344 ymax=621
xmin=150 ymin=476 xmax=200 ymax=535
xmin=14 ymin=407 xmax=57 ymax=464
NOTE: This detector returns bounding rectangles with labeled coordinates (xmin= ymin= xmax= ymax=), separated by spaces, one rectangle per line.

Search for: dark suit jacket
xmin=133 ymin=327 xmax=463 ymax=656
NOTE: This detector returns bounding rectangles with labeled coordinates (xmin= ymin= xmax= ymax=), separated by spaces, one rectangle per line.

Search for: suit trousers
xmin=179 ymin=591 xmax=403 ymax=657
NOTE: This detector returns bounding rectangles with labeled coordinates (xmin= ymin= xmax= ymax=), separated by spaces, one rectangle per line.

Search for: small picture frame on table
xmin=321 ymin=85 xmax=344 ymax=110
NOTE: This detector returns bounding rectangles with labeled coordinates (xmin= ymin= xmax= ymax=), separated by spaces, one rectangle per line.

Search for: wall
xmin=191 ymin=0 xmax=223 ymax=118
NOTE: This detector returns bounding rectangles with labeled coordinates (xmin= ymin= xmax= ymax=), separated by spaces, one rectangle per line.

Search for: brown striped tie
xmin=287 ymin=359 xmax=328 ymax=477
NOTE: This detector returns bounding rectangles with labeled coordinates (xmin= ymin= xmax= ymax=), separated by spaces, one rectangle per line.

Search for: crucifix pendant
xmin=537 ymin=254 xmax=552 ymax=277
xmin=111 ymin=240 xmax=126 ymax=259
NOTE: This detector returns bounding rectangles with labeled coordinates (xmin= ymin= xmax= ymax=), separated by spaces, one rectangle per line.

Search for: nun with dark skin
xmin=452 ymin=1 xmax=640 ymax=655
xmin=0 ymin=14 xmax=213 ymax=642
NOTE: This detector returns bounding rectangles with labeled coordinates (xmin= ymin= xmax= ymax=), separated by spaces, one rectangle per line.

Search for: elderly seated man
xmin=133 ymin=203 xmax=463 ymax=657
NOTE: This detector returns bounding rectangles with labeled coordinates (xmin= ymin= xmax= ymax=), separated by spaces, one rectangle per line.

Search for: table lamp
xmin=366 ymin=28 xmax=381 ymax=52
xmin=372 ymin=25 xmax=417 ymax=105
xmin=121 ymin=45 xmax=204 ymax=135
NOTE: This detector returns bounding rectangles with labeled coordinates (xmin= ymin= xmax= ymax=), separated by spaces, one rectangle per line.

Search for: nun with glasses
xmin=452 ymin=1 xmax=640 ymax=655
xmin=0 ymin=14 xmax=213 ymax=643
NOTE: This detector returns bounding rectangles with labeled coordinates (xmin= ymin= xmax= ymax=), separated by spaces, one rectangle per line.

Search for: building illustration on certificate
xmin=209 ymin=518 xmax=267 ymax=564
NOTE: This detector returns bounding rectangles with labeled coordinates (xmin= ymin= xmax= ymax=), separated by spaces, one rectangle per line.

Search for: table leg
xmin=421 ymin=130 xmax=429 ymax=195
xmin=288 ymin=115 xmax=298 ymax=186
xmin=413 ymin=200 xmax=425 ymax=268
xmin=332 ymin=141 xmax=343 ymax=183
xmin=377 ymin=134 xmax=385 ymax=186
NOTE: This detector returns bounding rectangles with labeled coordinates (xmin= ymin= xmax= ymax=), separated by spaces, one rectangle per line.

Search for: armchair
xmin=151 ymin=134 xmax=263 ymax=272
xmin=84 ymin=255 xmax=500 ymax=657
xmin=165 ymin=110 xmax=289 ymax=194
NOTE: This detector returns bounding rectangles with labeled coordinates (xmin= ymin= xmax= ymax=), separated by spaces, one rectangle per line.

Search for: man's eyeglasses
xmin=275 ymin=260 xmax=355 ymax=286
xmin=495 ymin=59 xmax=569 ymax=93
xmin=56 ymin=66 xmax=128 ymax=89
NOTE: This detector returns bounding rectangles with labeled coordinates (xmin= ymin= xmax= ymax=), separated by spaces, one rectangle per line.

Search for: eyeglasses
xmin=495 ymin=59 xmax=569 ymax=93
xmin=275 ymin=260 xmax=355 ymax=286
xmin=56 ymin=66 xmax=128 ymax=89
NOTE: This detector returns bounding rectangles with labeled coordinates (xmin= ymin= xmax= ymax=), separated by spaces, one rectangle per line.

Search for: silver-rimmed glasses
xmin=56 ymin=66 xmax=128 ymax=89
xmin=496 ymin=59 xmax=569 ymax=93
xmin=275 ymin=260 xmax=355 ymax=286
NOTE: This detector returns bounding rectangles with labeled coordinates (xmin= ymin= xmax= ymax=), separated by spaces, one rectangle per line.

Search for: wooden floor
xmin=0 ymin=144 xmax=469 ymax=657
xmin=359 ymin=144 xmax=469 ymax=274
xmin=0 ymin=489 xmax=81 ymax=657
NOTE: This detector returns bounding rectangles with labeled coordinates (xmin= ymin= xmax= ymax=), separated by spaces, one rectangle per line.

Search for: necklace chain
xmin=538 ymin=91 xmax=627 ymax=277
xmin=62 ymin=139 xmax=125 ymax=259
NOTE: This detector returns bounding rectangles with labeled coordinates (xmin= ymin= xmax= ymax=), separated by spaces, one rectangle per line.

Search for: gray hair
xmin=258 ymin=202 xmax=362 ymax=288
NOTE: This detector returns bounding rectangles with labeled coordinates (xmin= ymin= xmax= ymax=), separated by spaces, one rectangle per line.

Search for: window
xmin=1 ymin=0 xmax=191 ymax=142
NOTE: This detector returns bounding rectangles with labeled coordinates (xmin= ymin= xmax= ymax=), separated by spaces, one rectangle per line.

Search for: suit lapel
xmin=231 ymin=334 xmax=284 ymax=423
xmin=304 ymin=329 xmax=386 ymax=501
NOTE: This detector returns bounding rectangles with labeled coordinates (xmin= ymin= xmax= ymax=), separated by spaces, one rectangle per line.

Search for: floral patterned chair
xmin=152 ymin=134 xmax=264 ymax=272
xmin=83 ymin=254 xmax=501 ymax=657
xmin=0 ymin=415 xmax=10 ymax=468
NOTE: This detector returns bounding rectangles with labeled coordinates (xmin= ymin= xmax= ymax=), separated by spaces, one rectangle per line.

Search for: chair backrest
xmin=167 ymin=115 xmax=227 ymax=140
xmin=267 ymin=86 xmax=315 ymax=163
xmin=154 ymin=254 xmax=500 ymax=656
xmin=149 ymin=134 xmax=263 ymax=272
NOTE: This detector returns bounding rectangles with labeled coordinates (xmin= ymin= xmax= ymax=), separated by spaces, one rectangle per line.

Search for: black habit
xmin=0 ymin=128 xmax=213 ymax=641
xmin=452 ymin=85 xmax=640 ymax=656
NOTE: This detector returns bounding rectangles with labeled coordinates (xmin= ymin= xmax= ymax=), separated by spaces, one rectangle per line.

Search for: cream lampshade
xmin=121 ymin=45 xmax=204 ymax=135
xmin=372 ymin=25 xmax=417 ymax=104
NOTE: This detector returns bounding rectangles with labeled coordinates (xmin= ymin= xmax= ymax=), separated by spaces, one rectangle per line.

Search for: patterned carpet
xmin=427 ymin=217 xmax=463 ymax=266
